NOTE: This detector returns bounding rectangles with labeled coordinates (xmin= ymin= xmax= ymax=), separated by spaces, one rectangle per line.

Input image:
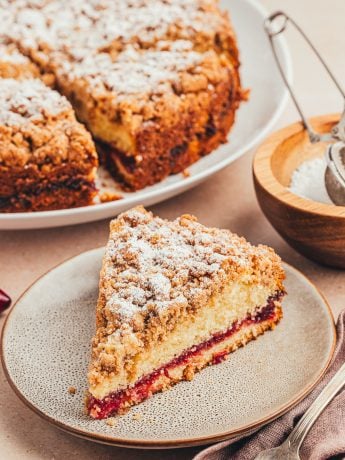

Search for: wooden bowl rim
xmin=253 ymin=113 xmax=345 ymax=218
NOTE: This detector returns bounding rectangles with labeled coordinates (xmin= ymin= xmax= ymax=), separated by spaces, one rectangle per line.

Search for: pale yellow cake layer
xmin=89 ymin=280 xmax=277 ymax=399
xmin=89 ymin=309 xmax=281 ymax=417
xmin=63 ymin=95 xmax=135 ymax=152
xmin=141 ymin=308 xmax=281 ymax=390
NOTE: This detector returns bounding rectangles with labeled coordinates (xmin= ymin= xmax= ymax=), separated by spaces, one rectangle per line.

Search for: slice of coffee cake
xmin=87 ymin=206 xmax=285 ymax=419
xmin=0 ymin=78 xmax=98 ymax=212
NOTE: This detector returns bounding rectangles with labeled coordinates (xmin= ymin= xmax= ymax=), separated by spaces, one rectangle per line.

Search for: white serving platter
xmin=0 ymin=0 xmax=292 ymax=229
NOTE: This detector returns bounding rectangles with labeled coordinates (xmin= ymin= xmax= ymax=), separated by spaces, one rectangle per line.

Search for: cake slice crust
xmin=87 ymin=207 xmax=285 ymax=418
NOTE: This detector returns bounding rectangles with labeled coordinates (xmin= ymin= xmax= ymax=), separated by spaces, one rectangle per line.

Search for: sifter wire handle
xmin=264 ymin=11 xmax=345 ymax=144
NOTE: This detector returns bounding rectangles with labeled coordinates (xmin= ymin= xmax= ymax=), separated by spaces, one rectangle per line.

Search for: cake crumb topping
xmin=0 ymin=78 xmax=71 ymax=126
xmin=68 ymin=386 xmax=77 ymax=395
xmin=0 ymin=43 xmax=30 ymax=64
xmin=1 ymin=0 xmax=230 ymax=60
xmin=102 ymin=207 xmax=279 ymax=324
xmin=58 ymin=42 xmax=206 ymax=101
xmin=105 ymin=417 xmax=118 ymax=427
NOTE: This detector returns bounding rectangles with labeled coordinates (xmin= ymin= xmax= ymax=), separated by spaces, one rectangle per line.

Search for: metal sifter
xmin=264 ymin=11 xmax=345 ymax=205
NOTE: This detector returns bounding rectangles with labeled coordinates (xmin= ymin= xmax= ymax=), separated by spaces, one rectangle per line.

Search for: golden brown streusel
xmin=68 ymin=386 xmax=77 ymax=395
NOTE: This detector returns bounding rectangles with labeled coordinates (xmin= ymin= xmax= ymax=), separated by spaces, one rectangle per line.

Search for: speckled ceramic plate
xmin=1 ymin=249 xmax=336 ymax=449
xmin=0 ymin=0 xmax=292 ymax=230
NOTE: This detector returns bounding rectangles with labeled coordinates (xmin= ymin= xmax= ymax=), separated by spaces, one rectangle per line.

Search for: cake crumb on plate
xmin=106 ymin=417 xmax=118 ymax=427
xmin=99 ymin=191 xmax=123 ymax=203
xmin=68 ymin=386 xmax=76 ymax=395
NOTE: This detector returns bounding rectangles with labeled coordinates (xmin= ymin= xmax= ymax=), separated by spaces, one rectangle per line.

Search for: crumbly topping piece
xmin=0 ymin=78 xmax=71 ymax=126
xmin=101 ymin=206 xmax=282 ymax=326
xmin=105 ymin=417 xmax=117 ymax=427
xmin=1 ymin=0 xmax=231 ymax=60
xmin=0 ymin=43 xmax=31 ymax=64
xmin=0 ymin=117 xmax=97 ymax=169
xmin=99 ymin=191 xmax=123 ymax=204
xmin=0 ymin=42 xmax=40 ymax=79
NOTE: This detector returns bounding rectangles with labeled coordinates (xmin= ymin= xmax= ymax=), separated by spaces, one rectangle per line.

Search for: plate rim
xmin=1 ymin=248 xmax=337 ymax=449
xmin=0 ymin=0 xmax=293 ymax=230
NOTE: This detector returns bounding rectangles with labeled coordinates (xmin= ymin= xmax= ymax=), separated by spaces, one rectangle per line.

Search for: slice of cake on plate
xmin=0 ymin=78 xmax=98 ymax=212
xmin=87 ymin=206 xmax=285 ymax=419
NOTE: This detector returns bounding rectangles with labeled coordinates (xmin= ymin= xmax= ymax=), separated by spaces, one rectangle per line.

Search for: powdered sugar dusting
xmin=59 ymin=42 xmax=203 ymax=99
xmin=103 ymin=207 xmax=257 ymax=322
xmin=1 ymin=0 xmax=227 ymax=60
xmin=0 ymin=78 xmax=71 ymax=126
xmin=0 ymin=44 xmax=30 ymax=64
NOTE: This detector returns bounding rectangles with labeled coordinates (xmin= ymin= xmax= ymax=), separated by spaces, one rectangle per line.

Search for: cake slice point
xmin=87 ymin=206 xmax=285 ymax=419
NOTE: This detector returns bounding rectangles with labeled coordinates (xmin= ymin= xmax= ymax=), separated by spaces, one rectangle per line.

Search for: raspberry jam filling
xmin=0 ymin=289 xmax=11 ymax=313
xmin=88 ymin=292 xmax=284 ymax=419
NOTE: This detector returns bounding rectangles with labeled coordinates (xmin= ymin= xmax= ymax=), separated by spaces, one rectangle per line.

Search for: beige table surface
xmin=1 ymin=1 xmax=345 ymax=459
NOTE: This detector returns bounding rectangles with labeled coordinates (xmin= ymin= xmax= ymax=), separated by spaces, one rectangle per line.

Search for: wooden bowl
xmin=253 ymin=114 xmax=345 ymax=269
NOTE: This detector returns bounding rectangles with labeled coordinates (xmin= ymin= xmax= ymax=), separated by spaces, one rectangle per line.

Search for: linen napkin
xmin=193 ymin=310 xmax=345 ymax=460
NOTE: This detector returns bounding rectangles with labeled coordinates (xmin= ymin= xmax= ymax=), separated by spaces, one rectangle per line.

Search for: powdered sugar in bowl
xmin=253 ymin=114 xmax=345 ymax=269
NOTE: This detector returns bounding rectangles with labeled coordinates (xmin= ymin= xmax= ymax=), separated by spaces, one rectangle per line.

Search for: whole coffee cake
xmin=0 ymin=0 xmax=245 ymax=207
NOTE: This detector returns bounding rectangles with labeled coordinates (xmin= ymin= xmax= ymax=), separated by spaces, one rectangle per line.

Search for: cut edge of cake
xmin=86 ymin=206 xmax=285 ymax=419
xmin=56 ymin=43 xmax=245 ymax=191
xmin=0 ymin=78 xmax=98 ymax=212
